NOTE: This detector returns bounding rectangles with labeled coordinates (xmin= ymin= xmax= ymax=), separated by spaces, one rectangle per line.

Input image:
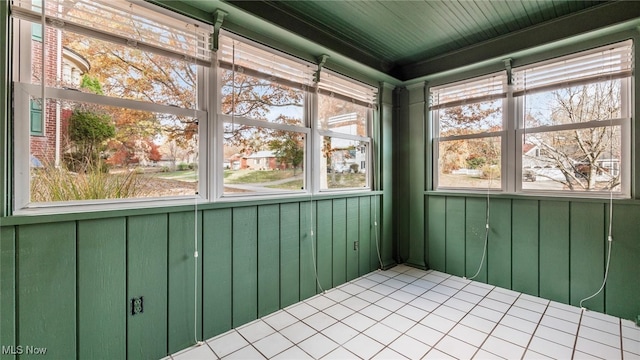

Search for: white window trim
xmin=12 ymin=2 xmax=377 ymax=214
xmin=12 ymin=3 xmax=213 ymax=213
xmin=430 ymin=41 xmax=633 ymax=199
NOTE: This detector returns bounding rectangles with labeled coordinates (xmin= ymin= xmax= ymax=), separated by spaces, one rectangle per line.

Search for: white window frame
xmin=430 ymin=40 xmax=633 ymax=199
xmin=10 ymin=1 xmax=377 ymax=213
xmin=11 ymin=0 xmax=213 ymax=213
xmin=431 ymin=72 xmax=507 ymax=191
xmin=215 ymin=32 xmax=313 ymax=199
xmin=315 ymin=70 xmax=376 ymax=193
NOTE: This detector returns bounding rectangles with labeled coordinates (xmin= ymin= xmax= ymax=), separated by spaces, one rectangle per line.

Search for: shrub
xmin=480 ymin=164 xmax=500 ymax=180
xmin=30 ymin=165 xmax=146 ymax=202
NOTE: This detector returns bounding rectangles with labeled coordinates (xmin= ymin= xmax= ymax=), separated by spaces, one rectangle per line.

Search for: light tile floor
xmin=167 ymin=265 xmax=640 ymax=359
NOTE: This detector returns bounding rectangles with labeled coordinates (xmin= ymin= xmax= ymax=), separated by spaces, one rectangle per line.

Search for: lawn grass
xmin=150 ymin=170 xmax=198 ymax=182
xmin=226 ymin=169 xmax=300 ymax=184
xmin=266 ymin=179 xmax=304 ymax=190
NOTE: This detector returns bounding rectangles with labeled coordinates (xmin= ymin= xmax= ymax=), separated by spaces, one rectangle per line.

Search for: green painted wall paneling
xmin=346 ymin=197 xmax=359 ymax=281
xmin=232 ymin=206 xmax=258 ymax=327
xmin=427 ymin=196 xmax=446 ymax=272
xmin=444 ymin=197 xmax=465 ymax=277
xmin=257 ymin=204 xmax=280 ymax=316
xmin=464 ymin=197 xmax=488 ymax=282
xmin=379 ymin=83 xmax=396 ymax=270
xmin=511 ymin=200 xmax=539 ymax=296
xmin=202 ymin=209 xmax=233 ymax=338
xmin=77 ymin=218 xmax=126 ymax=359
xmin=0 ymin=227 xmax=15 ymax=360
xmin=570 ymin=202 xmax=605 ymax=312
xmin=393 ymin=87 xmax=410 ymax=264
xmin=0 ymin=0 xmax=8 ymax=218
xmin=316 ymin=200 xmax=333 ymax=291
xmin=369 ymin=196 xmax=390 ymax=269
xmin=539 ymin=201 xmax=570 ymax=304
xmin=17 ymin=222 xmax=76 ymax=360
xmin=486 ymin=198 xmax=512 ymax=289
xmin=606 ymin=204 xmax=640 ymax=320
xmin=358 ymin=196 xmax=372 ymax=274
xmin=168 ymin=211 xmax=203 ymax=353
xmin=299 ymin=200 xmax=317 ymax=299
xmin=280 ymin=203 xmax=300 ymax=308
xmin=331 ymin=199 xmax=347 ymax=287
xmin=127 ymin=214 xmax=169 ymax=360
xmin=406 ymin=84 xmax=426 ymax=269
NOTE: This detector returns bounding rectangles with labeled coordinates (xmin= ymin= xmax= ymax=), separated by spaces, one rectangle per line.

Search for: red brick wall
xmin=29 ymin=25 xmax=61 ymax=165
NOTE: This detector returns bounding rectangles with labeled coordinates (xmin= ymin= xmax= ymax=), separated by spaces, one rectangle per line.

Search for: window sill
xmin=425 ymin=189 xmax=635 ymax=203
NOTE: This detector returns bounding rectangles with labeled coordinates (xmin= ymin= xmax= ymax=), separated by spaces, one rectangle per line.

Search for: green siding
xmin=369 ymin=197 xmax=381 ymax=271
xmin=512 ymin=199 xmax=539 ymax=296
xmin=127 ymin=214 xmax=169 ymax=360
xmin=539 ymin=201 xmax=570 ymax=303
xmin=445 ymin=197 xmax=465 ymax=277
xmin=0 ymin=227 xmax=15 ymax=360
xmin=299 ymin=201 xmax=317 ymax=300
xmin=18 ymin=222 xmax=76 ymax=360
xmin=316 ymin=200 xmax=333 ymax=291
xmin=606 ymin=204 xmax=640 ymax=320
xmin=465 ymin=198 xmax=487 ymax=282
xmin=332 ymin=199 xmax=347 ymax=287
xmin=202 ymin=209 xmax=232 ymax=338
xmin=77 ymin=218 xmax=126 ymax=360
xmin=570 ymin=202 xmax=605 ymax=311
xmin=280 ymin=203 xmax=300 ymax=308
xmin=168 ymin=211 xmax=202 ymax=353
xmin=427 ymin=196 xmax=446 ymax=271
xmin=487 ymin=198 xmax=511 ymax=289
xmin=423 ymin=195 xmax=640 ymax=322
xmin=346 ymin=198 xmax=359 ymax=281
xmin=258 ymin=205 xmax=280 ymax=316
xmin=358 ymin=196 xmax=372 ymax=274
xmin=232 ymin=207 xmax=258 ymax=327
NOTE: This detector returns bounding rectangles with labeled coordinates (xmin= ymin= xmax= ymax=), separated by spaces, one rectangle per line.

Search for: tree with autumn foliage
xmin=524 ymin=81 xmax=622 ymax=190
xmin=221 ymin=70 xmax=306 ymax=166
xmin=438 ymin=101 xmax=502 ymax=176
xmin=62 ymin=31 xmax=197 ymax=167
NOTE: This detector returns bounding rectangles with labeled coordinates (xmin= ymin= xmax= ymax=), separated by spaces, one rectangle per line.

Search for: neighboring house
xmin=241 ymin=150 xmax=281 ymax=170
xmin=523 ymin=142 xmax=620 ymax=179
xmin=30 ymin=21 xmax=90 ymax=166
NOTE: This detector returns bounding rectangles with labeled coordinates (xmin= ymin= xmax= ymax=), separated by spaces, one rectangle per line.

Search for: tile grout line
xmin=176 ymin=266 xmax=630 ymax=360
xmin=619 ymin=319 xmax=624 ymax=360
xmin=331 ymin=266 xmax=442 ymax=359
xmin=570 ymin=309 xmax=586 ymax=360
xmin=419 ymin=276 xmax=506 ymax=359
xmin=468 ymin=290 xmax=526 ymax=360
xmin=336 ymin=266 xmax=427 ymax=359
xmin=519 ymin=299 xmax=550 ymax=360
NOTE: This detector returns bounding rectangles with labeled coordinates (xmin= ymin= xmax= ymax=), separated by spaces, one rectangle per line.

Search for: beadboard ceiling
xmin=175 ymin=1 xmax=640 ymax=81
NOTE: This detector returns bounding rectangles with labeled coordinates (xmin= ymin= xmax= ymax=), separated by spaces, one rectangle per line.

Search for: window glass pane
xmin=223 ymin=123 xmax=305 ymax=194
xmin=523 ymin=80 xmax=623 ymax=128
xmin=438 ymin=137 xmax=501 ymax=189
xmin=220 ymin=69 xmax=305 ymax=126
xmin=30 ymin=100 xmax=198 ymax=202
xmin=437 ymin=99 xmax=502 ymax=136
xmin=321 ymin=137 xmax=368 ymax=189
xmin=28 ymin=22 xmax=196 ymax=107
xmin=30 ymin=98 xmax=43 ymax=135
xmin=318 ymin=94 xmax=368 ymax=136
xmin=522 ymin=126 xmax=621 ymax=192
